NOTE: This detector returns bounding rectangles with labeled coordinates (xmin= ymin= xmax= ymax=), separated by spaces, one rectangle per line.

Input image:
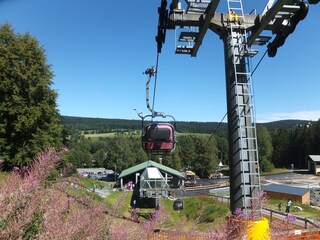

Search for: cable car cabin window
xmin=143 ymin=124 xmax=175 ymax=152
xmin=149 ymin=127 xmax=171 ymax=141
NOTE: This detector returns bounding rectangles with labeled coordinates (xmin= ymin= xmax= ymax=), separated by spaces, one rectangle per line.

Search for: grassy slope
xmin=104 ymin=190 xmax=230 ymax=232
xmin=1 ymin=171 xmax=320 ymax=236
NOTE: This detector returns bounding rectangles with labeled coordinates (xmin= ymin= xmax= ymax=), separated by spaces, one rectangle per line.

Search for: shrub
xmin=183 ymin=195 xmax=229 ymax=223
xmin=22 ymin=212 xmax=43 ymax=240
xmin=260 ymin=159 xmax=275 ymax=173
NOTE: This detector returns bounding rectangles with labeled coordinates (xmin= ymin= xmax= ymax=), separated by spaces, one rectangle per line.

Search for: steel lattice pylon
xmin=153 ymin=0 xmax=318 ymax=214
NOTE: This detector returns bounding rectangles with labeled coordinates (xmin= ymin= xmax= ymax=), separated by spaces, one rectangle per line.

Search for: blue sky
xmin=0 ymin=0 xmax=319 ymax=123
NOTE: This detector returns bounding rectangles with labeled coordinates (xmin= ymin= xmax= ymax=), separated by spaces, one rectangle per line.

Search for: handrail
xmin=264 ymin=207 xmax=320 ymax=229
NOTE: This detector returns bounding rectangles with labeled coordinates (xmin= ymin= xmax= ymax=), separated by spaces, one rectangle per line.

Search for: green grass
xmin=261 ymin=168 xmax=292 ymax=175
xmin=83 ymin=131 xmax=141 ymax=139
xmin=79 ymin=176 xmax=111 ymax=189
xmin=104 ymin=191 xmax=124 ymax=206
xmin=0 ymin=172 xmax=8 ymax=183
xmin=183 ymin=195 xmax=229 ymax=223
xmin=266 ymin=199 xmax=320 ymax=220
xmin=104 ymin=191 xmax=133 ymax=217
xmin=162 ymin=195 xmax=230 ymax=231
xmin=212 ymin=191 xmax=230 ymax=197
xmin=176 ymin=132 xmax=211 ymax=137
xmin=83 ymin=132 xmax=117 ymax=138
xmin=158 ymin=197 xmax=191 ymax=230
xmin=102 ymin=191 xmax=230 ymax=231
xmin=83 ymin=131 xmax=211 ymax=139
xmin=62 ymin=175 xmax=113 ymax=202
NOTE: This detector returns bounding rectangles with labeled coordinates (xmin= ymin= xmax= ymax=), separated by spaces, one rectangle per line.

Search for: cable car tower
xmin=154 ymin=0 xmax=318 ymax=216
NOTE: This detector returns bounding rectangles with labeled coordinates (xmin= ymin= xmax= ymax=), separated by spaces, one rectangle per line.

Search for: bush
xmin=22 ymin=212 xmax=43 ymax=240
xmin=260 ymin=159 xmax=275 ymax=173
xmin=183 ymin=195 xmax=229 ymax=223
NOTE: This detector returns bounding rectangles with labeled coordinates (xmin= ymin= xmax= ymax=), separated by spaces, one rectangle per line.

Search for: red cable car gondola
xmin=142 ymin=122 xmax=176 ymax=153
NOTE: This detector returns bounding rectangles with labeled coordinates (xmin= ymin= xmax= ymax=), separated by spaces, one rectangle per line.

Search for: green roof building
xmin=118 ymin=160 xmax=184 ymax=201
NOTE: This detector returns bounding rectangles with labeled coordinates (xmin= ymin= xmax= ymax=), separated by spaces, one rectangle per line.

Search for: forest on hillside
xmin=62 ymin=116 xmax=320 ymax=178
xmin=61 ymin=115 xmax=312 ymax=134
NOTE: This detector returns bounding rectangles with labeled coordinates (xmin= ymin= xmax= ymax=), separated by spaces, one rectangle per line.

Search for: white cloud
xmin=257 ymin=110 xmax=320 ymax=123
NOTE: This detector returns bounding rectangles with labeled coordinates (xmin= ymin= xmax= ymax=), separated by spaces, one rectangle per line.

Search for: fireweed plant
xmin=0 ymin=148 xmax=108 ymax=239
xmin=0 ymin=149 xmax=299 ymax=239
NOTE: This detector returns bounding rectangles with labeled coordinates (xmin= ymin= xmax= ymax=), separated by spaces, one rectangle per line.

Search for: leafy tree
xmin=90 ymin=140 xmax=107 ymax=154
xmin=103 ymin=136 xmax=132 ymax=172
xmin=0 ymin=24 xmax=62 ymax=168
xmin=177 ymin=135 xmax=197 ymax=171
xmin=164 ymin=149 xmax=183 ymax=171
xmin=216 ymin=133 xmax=229 ymax=165
xmin=178 ymin=135 xmax=217 ymax=177
xmin=257 ymin=126 xmax=274 ymax=172
xmin=66 ymin=147 xmax=93 ymax=168
xmin=257 ymin=126 xmax=273 ymax=161
xmin=129 ymin=136 xmax=148 ymax=165
xmin=192 ymin=135 xmax=217 ymax=177
xmin=260 ymin=159 xmax=274 ymax=172
xmin=93 ymin=148 xmax=106 ymax=167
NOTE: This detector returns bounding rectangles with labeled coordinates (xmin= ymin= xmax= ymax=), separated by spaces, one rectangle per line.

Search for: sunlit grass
xmin=261 ymin=168 xmax=292 ymax=175
xmin=79 ymin=176 xmax=111 ymax=189
xmin=0 ymin=172 xmax=8 ymax=186
xmin=104 ymin=191 xmax=132 ymax=216
xmin=83 ymin=131 xmax=211 ymax=139
xmin=267 ymin=198 xmax=320 ymax=219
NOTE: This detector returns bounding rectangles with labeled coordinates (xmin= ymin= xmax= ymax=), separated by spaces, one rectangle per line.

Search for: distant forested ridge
xmin=259 ymin=120 xmax=313 ymax=131
xmin=60 ymin=115 xmax=320 ymax=176
xmin=61 ymin=116 xmax=141 ymax=133
xmin=61 ymin=116 xmax=228 ymax=134
xmin=61 ymin=116 xmax=312 ymax=134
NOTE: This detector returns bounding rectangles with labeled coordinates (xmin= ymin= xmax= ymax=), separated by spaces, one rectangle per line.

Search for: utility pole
xmin=154 ymin=0 xmax=317 ymax=216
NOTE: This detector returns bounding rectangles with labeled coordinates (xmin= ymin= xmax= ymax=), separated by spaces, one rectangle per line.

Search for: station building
xmin=118 ymin=160 xmax=184 ymax=191
xmin=262 ymin=183 xmax=310 ymax=205
xmin=308 ymin=155 xmax=320 ymax=175
xmin=118 ymin=160 xmax=184 ymax=208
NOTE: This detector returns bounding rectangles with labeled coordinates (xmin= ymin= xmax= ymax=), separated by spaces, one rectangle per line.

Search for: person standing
xmin=285 ymin=199 xmax=292 ymax=213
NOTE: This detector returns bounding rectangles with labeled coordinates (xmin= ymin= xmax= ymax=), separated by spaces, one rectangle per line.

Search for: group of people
xmin=278 ymin=199 xmax=292 ymax=213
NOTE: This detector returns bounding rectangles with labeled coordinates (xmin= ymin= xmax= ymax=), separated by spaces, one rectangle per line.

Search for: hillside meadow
xmin=82 ymin=131 xmax=211 ymax=139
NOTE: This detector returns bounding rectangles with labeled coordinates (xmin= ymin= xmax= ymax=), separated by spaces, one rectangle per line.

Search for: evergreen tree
xmin=93 ymin=149 xmax=106 ymax=167
xmin=0 ymin=24 xmax=62 ymax=167
xmin=164 ymin=149 xmax=183 ymax=171
xmin=177 ymin=135 xmax=197 ymax=171
xmin=288 ymin=125 xmax=308 ymax=168
xmin=178 ymin=135 xmax=217 ymax=177
xmin=192 ymin=135 xmax=217 ymax=178
xmin=67 ymin=148 xmax=92 ymax=168
xmin=306 ymin=120 xmax=320 ymax=155
xmin=271 ymin=128 xmax=291 ymax=168
xmin=216 ymin=133 xmax=229 ymax=165
xmin=257 ymin=125 xmax=274 ymax=172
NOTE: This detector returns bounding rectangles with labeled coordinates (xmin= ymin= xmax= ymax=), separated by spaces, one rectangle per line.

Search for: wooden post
xmin=305 ymin=218 xmax=307 ymax=229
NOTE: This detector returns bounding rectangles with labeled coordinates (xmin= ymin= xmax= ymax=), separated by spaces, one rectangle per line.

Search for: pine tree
xmin=0 ymin=23 xmax=62 ymax=167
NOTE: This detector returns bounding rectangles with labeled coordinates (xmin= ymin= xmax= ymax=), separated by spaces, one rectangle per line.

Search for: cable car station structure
xmin=152 ymin=0 xmax=319 ymax=216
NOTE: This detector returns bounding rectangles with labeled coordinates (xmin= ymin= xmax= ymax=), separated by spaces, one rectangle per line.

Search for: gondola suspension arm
xmin=144 ymin=55 xmax=166 ymax=118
